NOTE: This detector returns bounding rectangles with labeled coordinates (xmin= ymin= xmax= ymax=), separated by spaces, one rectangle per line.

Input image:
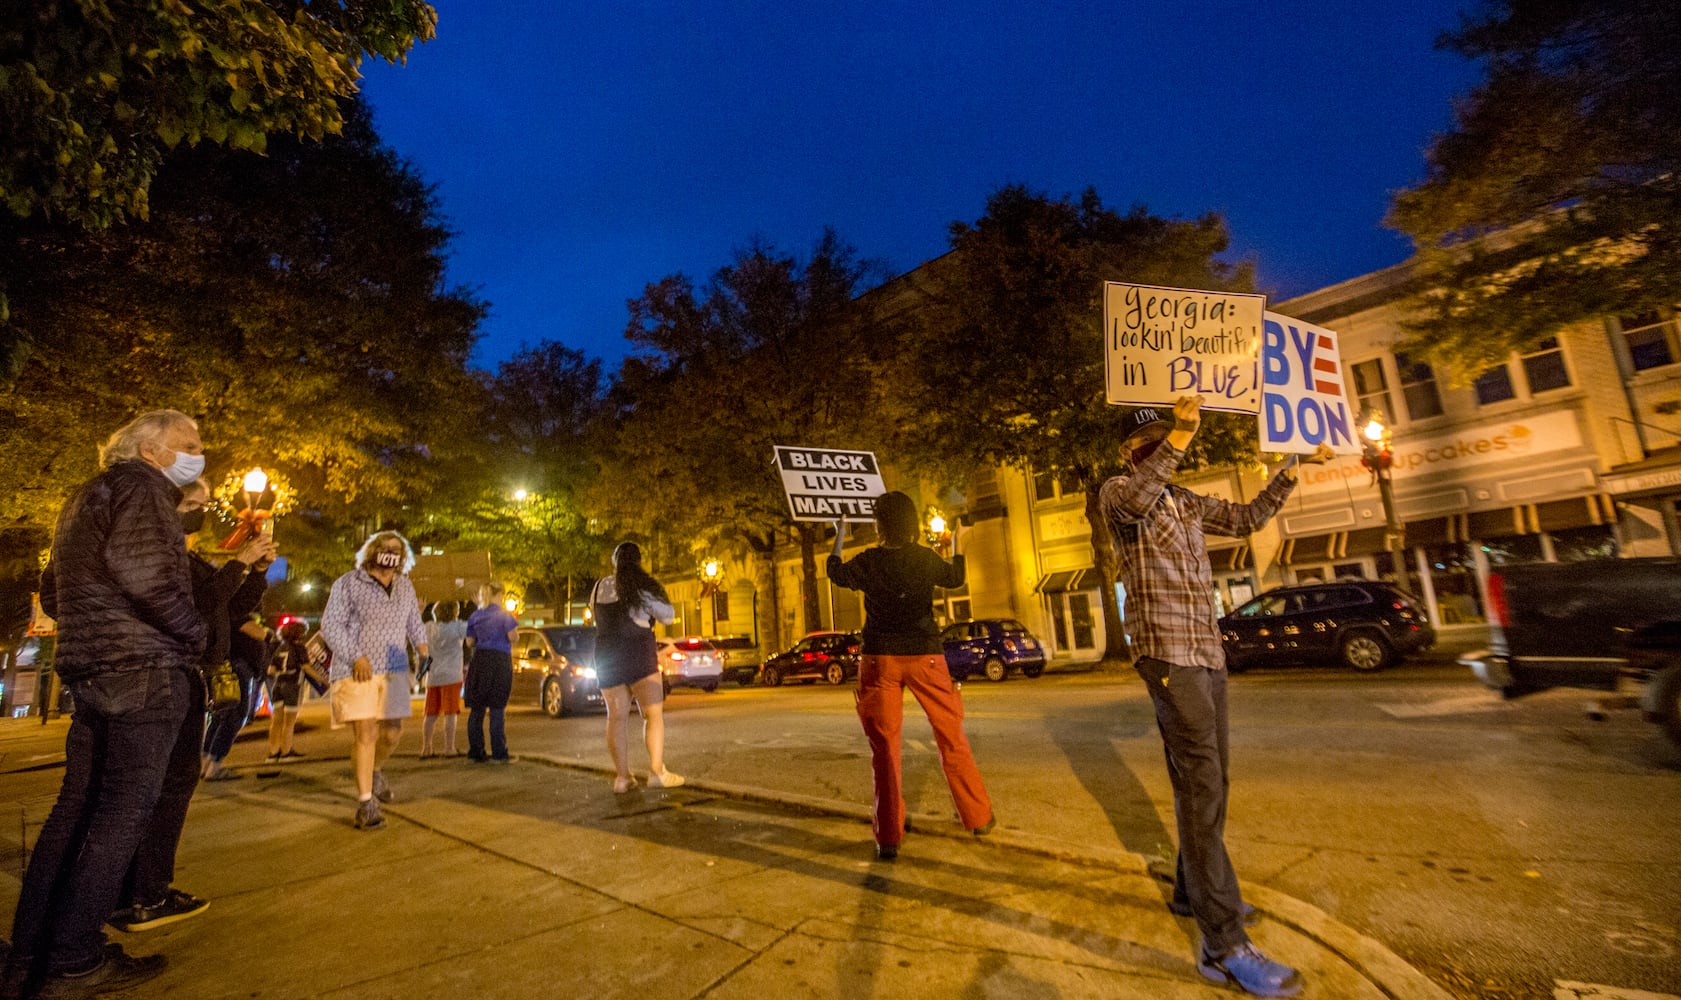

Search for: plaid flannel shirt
xmin=1099 ymin=442 xmax=1298 ymax=669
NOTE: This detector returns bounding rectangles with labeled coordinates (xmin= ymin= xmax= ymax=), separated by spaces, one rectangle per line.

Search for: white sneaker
xmin=647 ymin=770 xmax=685 ymax=789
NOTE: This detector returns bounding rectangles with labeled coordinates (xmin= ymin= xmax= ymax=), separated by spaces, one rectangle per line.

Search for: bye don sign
xmin=1260 ymin=312 xmax=1362 ymax=455
xmin=774 ymin=446 xmax=887 ymax=522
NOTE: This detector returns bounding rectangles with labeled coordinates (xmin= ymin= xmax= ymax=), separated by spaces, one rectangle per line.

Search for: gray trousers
xmin=1134 ymin=657 xmax=1249 ymax=955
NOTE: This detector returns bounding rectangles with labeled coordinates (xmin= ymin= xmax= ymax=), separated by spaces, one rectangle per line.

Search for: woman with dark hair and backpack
xmin=829 ymin=491 xmax=995 ymax=861
xmin=589 ymin=542 xmax=680 ymax=794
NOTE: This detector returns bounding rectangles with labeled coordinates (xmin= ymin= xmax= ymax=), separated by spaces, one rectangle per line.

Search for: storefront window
xmin=1550 ymin=525 xmax=1618 ymax=561
xmin=1426 ymin=542 xmax=1485 ymax=623
xmin=1480 ymin=535 xmax=1543 ymax=566
xmin=1068 ymin=593 xmax=1096 ymax=649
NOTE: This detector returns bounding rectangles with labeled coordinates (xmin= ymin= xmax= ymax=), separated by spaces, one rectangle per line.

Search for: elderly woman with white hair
xmin=320 ymin=530 xmax=429 ymax=831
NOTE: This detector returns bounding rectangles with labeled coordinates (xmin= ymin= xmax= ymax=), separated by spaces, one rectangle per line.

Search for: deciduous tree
xmin=1387 ymin=0 xmax=1681 ymax=375
xmin=0 ymin=101 xmax=482 ymax=579
xmin=893 ymin=186 xmax=1256 ymax=659
xmin=596 ymin=231 xmax=887 ymax=649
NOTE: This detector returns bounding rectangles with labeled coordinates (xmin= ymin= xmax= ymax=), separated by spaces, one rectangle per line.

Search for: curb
xmin=516 ymin=750 xmax=1452 ymax=1000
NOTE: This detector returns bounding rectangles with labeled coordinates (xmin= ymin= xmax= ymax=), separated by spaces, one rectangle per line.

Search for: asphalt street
xmin=475 ymin=644 xmax=1681 ymax=1000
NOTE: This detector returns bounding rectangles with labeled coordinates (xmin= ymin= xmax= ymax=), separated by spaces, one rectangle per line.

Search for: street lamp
xmin=1360 ymin=410 xmax=1413 ymax=593
xmin=700 ymin=559 xmax=721 ymax=636
xmin=513 ymin=488 xmax=529 ymax=502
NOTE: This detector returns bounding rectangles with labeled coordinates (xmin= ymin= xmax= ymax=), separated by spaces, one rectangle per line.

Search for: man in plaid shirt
xmin=1100 ymin=395 xmax=1332 ymax=998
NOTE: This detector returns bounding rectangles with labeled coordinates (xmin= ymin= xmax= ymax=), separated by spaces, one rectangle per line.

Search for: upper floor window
xmin=1474 ymin=364 xmax=1517 ymax=405
xmin=1350 ymin=359 xmax=1392 ymax=423
xmin=1395 ymin=352 xmax=1443 ymax=421
xmin=1521 ymin=337 xmax=1571 ymax=393
xmin=1620 ymin=310 xmax=1680 ymax=371
xmin=1032 ymin=468 xmax=1085 ymax=503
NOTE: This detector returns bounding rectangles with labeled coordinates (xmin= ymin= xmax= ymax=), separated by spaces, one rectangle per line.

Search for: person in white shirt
xmin=421 ymin=602 xmax=469 ymax=757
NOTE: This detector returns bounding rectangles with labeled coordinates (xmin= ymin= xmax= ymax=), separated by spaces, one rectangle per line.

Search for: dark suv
xmin=1219 ymin=580 xmax=1435 ymax=672
xmin=760 ymin=632 xmax=861 ymax=686
xmin=940 ymin=619 xmax=1048 ymax=682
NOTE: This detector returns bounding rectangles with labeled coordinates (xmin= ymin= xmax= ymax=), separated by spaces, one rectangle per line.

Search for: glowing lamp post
xmin=700 ymin=559 xmax=722 ymax=635
xmin=1359 ymin=411 xmax=1412 ymax=593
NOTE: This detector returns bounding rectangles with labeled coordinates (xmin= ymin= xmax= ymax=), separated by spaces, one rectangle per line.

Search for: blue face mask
xmin=162 ymin=450 xmax=205 ymax=487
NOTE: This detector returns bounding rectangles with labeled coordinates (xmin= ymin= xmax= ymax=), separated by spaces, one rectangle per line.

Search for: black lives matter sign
xmin=774 ymin=446 xmax=887 ymax=522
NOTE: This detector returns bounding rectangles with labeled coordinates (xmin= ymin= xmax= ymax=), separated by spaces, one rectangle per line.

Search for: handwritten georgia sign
xmin=773 ymin=446 xmax=888 ymax=522
xmin=1103 ymin=282 xmax=1265 ymax=414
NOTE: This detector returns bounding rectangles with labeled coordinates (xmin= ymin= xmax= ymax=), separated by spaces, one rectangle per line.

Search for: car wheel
xmin=1340 ymin=631 xmax=1393 ymax=671
xmin=825 ymin=663 xmax=845 ymax=685
xmin=702 ymin=682 xmax=718 ymax=693
xmin=1022 ymin=663 xmax=1044 ymax=679
xmin=542 ymin=678 xmax=567 ymax=718
xmin=762 ymin=665 xmax=783 ymax=687
xmin=983 ymin=657 xmax=1007 ymax=682
xmin=1225 ymin=654 xmax=1250 ymax=674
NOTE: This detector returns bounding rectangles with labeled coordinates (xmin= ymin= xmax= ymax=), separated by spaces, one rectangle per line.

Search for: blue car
xmin=940 ymin=619 xmax=1048 ymax=682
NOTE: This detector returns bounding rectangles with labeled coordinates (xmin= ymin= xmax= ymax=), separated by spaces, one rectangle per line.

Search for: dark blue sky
xmin=358 ymin=1 xmax=1483 ymax=369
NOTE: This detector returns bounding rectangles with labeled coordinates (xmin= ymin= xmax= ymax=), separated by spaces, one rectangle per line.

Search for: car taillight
xmin=670 ymin=651 xmax=687 ymax=661
xmin=803 ymin=652 xmax=816 ymax=662
xmin=1487 ymin=573 xmax=1510 ymax=628
xmin=1003 ymin=639 xmax=1017 ymax=652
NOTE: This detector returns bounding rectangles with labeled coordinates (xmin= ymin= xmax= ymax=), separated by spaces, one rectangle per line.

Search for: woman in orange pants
xmin=828 ymin=491 xmax=995 ymax=861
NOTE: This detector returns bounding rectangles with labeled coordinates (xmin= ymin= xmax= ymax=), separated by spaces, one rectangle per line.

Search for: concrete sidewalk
xmin=0 ymin=717 xmax=1455 ymax=1000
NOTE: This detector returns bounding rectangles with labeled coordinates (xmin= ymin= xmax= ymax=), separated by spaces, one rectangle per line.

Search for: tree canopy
xmin=1387 ymin=0 xmax=1681 ymax=375
xmin=1 ymin=0 xmax=437 ymax=229
xmin=893 ymin=185 xmax=1257 ymax=656
xmin=594 ymin=230 xmax=886 ymax=646
xmin=0 ymin=100 xmax=483 ymax=578
xmin=423 ymin=342 xmax=610 ymax=611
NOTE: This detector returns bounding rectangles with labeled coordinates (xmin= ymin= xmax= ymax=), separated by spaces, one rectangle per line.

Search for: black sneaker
xmin=371 ymin=770 xmax=393 ymax=803
xmin=109 ymin=888 xmax=209 ymax=932
xmin=354 ymin=798 xmax=385 ymax=831
xmin=875 ymin=844 xmax=898 ymax=861
xmin=36 ymin=944 xmax=166 ymax=1000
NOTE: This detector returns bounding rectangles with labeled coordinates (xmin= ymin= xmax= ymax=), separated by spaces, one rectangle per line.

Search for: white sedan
xmin=656 ymin=637 xmax=723 ymax=694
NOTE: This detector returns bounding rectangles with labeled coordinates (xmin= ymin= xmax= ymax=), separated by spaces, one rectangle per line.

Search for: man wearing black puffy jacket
xmin=1 ymin=410 xmax=207 ymax=1000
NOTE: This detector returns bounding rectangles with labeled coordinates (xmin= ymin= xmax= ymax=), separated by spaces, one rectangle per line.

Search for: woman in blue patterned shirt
xmin=321 ymin=531 xmax=429 ymax=831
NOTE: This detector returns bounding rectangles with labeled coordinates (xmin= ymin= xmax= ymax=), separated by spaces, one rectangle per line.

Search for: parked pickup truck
xmin=1460 ymin=558 xmax=1681 ymax=747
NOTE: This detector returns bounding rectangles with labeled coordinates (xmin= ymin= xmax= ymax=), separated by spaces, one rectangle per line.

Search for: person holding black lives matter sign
xmin=1101 ymin=394 xmax=1333 ymax=999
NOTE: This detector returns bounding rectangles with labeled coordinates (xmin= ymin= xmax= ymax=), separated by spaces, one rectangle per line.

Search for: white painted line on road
xmin=1555 ymin=981 xmax=1681 ymax=1000
xmin=1373 ymin=694 xmax=1513 ymax=719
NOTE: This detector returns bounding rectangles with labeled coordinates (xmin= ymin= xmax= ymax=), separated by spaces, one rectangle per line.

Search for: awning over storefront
xmin=1210 ymin=543 xmax=1251 ymax=571
xmin=1601 ymin=447 xmax=1681 ymax=497
xmin=1284 ymin=533 xmax=1338 ymax=564
xmin=1534 ymin=494 xmax=1617 ymax=531
xmin=1035 ymin=570 xmax=1078 ymax=593
xmin=1035 ymin=568 xmax=1102 ymax=593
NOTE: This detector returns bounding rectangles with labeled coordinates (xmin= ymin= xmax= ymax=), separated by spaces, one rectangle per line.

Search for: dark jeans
xmin=7 ymin=666 xmax=191 ymax=973
xmin=201 ymin=662 xmax=255 ymax=761
xmin=1134 ymin=656 xmax=1249 ymax=956
xmin=466 ymin=706 xmax=507 ymax=759
xmin=122 ymin=670 xmax=206 ymax=907
xmin=464 ymin=649 xmax=511 ymax=760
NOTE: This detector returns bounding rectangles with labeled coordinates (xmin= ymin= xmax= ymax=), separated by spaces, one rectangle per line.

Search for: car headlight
xmin=577 ymin=666 xmax=597 ymax=679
